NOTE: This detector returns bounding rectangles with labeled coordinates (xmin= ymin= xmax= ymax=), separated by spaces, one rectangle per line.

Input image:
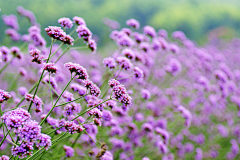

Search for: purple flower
xmin=0 ymin=155 xmax=10 ymax=160
xmin=141 ymin=89 xmax=151 ymax=100
xmin=30 ymin=49 xmax=43 ymax=64
xmin=17 ymin=6 xmax=36 ymax=24
xmin=62 ymin=91 xmax=74 ymax=102
xmin=73 ymin=16 xmax=86 ymax=26
xmin=17 ymin=120 xmax=41 ymax=141
xmin=70 ymin=83 xmax=86 ymax=96
xmin=63 ymin=145 xmax=75 ymax=157
xmin=103 ymin=57 xmax=117 ymax=69
xmin=36 ymin=133 xmax=52 ymax=150
xmin=0 ymin=89 xmax=11 ymax=103
xmin=58 ymin=17 xmax=73 ymax=28
xmin=11 ymin=46 xmax=22 ymax=59
xmin=122 ymin=48 xmax=135 ymax=60
xmin=76 ymin=25 xmax=92 ymax=42
xmin=43 ymin=63 xmax=59 ymax=74
xmin=158 ymin=29 xmax=168 ymax=38
xmin=133 ymin=67 xmax=144 ymax=79
xmin=100 ymin=151 xmax=113 ymax=160
xmin=45 ymin=26 xmax=74 ymax=45
xmin=126 ymin=18 xmax=140 ymax=29
xmin=169 ymin=44 xmax=180 ymax=54
xmin=2 ymin=14 xmax=19 ymax=30
xmin=102 ymin=110 xmax=113 ymax=121
xmin=88 ymin=39 xmax=97 ymax=52
xmin=1 ymin=108 xmax=31 ymax=129
xmin=87 ymin=108 xmax=102 ymax=118
xmin=143 ymin=26 xmax=156 ymax=38
xmin=165 ymin=58 xmax=182 ymax=76
xmin=116 ymin=57 xmax=133 ymax=70
xmin=64 ymin=121 xmax=84 ymax=134
xmin=64 ymin=62 xmax=89 ymax=80
xmin=117 ymin=35 xmax=134 ymax=47
xmin=11 ymin=141 xmax=34 ymax=158
xmin=5 ymin=28 xmax=21 ymax=41
xmin=84 ymin=80 xmax=101 ymax=97
xmin=108 ymin=79 xmax=120 ymax=88
xmin=172 ymin=31 xmax=186 ymax=41
xmin=195 ymin=148 xmax=203 ymax=160
xmin=63 ymin=102 xmax=81 ymax=116
xmin=25 ymin=93 xmax=44 ymax=113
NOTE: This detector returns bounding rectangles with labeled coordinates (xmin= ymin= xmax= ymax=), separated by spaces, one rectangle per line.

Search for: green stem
xmin=55 ymin=94 xmax=88 ymax=107
xmin=28 ymin=39 xmax=54 ymax=112
xmin=47 ymin=43 xmax=64 ymax=60
xmin=54 ymin=38 xmax=79 ymax=63
xmin=72 ymin=98 xmax=111 ymax=121
xmin=40 ymin=76 xmax=74 ymax=126
xmin=0 ymin=57 xmax=14 ymax=75
xmin=46 ymin=98 xmax=111 ymax=135
xmin=0 ymin=129 xmax=10 ymax=147
xmin=71 ymin=132 xmax=82 ymax=148
xmin=48 ymin=73 xmax=53 ymax=106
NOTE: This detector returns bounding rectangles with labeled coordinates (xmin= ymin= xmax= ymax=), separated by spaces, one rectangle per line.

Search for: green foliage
xmin=1 ymin=0 xmax=240 ymax=47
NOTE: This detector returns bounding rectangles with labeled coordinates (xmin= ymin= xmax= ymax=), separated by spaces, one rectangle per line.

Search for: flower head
xmin=0 ymin=89 xmax=11 ymax=103
xmin=43 ymin=63 xmax=58 ymax=74
xmin=58 ymin=17 xmax=73 ymax=28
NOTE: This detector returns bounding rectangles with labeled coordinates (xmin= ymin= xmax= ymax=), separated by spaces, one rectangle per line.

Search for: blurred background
xmin=1 ymin=0 xmax=240 ymax=47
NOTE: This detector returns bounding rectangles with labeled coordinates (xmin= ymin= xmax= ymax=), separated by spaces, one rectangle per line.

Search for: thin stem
xmin=114 ymin=68 xmax=123 ymax=79
xmin=47 ymin=43 xmax=64 ymax=60
xmin=55 ymin=94 xmax=88 ymax=107
xmin=6 ymin=138 xmax=17 ymax=146
xmin=4 ymin=124 xmax=14 ymax=143
xmin=0 ymin=57 xmax=14 ymax=75
xmin=28 ymin=39 xmax=54 ymax=112
xmin=71 ymin=132 xmax=82 ymax=148
xmin=48 ymin=73 xmax=53 ymax=106
xmin=72 ymin=98 xmax=111 ymax=121
xmin=69 ymin=25 xmax=77 ymax=36
xmin=70 ymin=46 xmax=88 ymax=50
xmin=13 ymin=81 xmax=38 ymax=109
xmin=40 ymin=76 xmax=74 ymax=126
xmin=0 ymin=129 xmax=10 ymax=147
xmin=54 ymin=38 xmax=79 ymax=63
xmin=46 ymin=98 xmax=111 ymax=135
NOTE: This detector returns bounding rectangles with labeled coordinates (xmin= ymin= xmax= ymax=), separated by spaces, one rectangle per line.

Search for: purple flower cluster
xmin=45 ymin=26 xmax=74 ymax=45
xmin=63 ymin=145 xmax=75 ymax=157
xmin=17 ymin=120 xmax=41 ymax=141
xmin=2 ymin=14 xmax=19 ymax=30
xmin=76 ymin=25 xmax=92 ymax=42
xmin=25 ymin=93 xmax=44 ymax=112
xmin=64 ymin=62 xmax=89 ymax=80
xmin=84 ymin=80 xmax=101 ymax=97
xmin=30 ymin=49 xmax=43 ymax=64
xmin=109 ymin=79 xmax=132 ymax=107
xmin=63 ymin=121 xmax=84 ymax=134
xmin=103 ymin=57 xmax=117 ymax=69
xmin=1 ymin=108 xmax=31 ymax=129
xmin=43 ymin=62 xmax=59 ymax=74
xmin=58 ymin=17 xmax=73 ymax=29
xmin=126 ymin=18 xmax=140 ymax=29
xmin=0 ymin=89 xmax=11 ymax=103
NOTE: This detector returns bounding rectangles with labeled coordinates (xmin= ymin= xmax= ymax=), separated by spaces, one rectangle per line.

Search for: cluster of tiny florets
xmin=0 ymin=89 xmax=11 ymax=103
xmin=45 ymin=26 xmax=74 ymax=45
xmin=43 ymin=62 xmax=58 ymax=74
xmin=64 ymin=62 xmax=89 ymax=80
